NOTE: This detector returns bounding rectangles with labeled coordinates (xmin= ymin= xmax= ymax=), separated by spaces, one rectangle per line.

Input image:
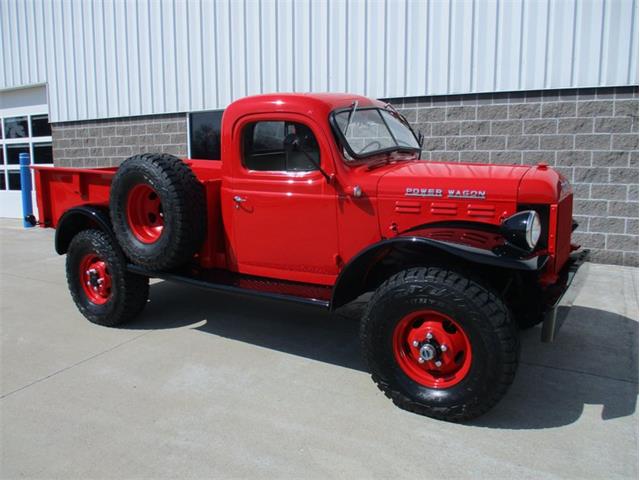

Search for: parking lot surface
xmin=1 ymin=218 xmax=638 ymax=479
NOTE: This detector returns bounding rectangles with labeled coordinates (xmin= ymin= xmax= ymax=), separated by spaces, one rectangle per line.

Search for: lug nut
xmin=426 ymin=333 xmax=433 ymax=340
xmin=440 ymin=345 xmax=447 ymax=352
xmin=412 ymin=340 xmax=419 ymax=347
xmin=435 ymin=360 xmax=442 ymax=367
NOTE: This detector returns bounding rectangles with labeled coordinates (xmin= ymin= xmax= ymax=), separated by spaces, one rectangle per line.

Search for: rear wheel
xmin=360 ymin=267 xmax=519 ymax=422
xmin=66 ymin=229 xmax=149 ymax=327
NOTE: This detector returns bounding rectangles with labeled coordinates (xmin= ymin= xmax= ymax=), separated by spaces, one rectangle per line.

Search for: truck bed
xmin=33 ymin=159 xmax=222 ymax=228
xmin=33 ymin=159 xmax=226 ymax=269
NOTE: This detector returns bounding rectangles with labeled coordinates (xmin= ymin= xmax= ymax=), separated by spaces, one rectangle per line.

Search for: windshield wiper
xmin=384 ymin=103 xmax=416 ymax=131
xmin=343 ymin=100 xmax=359 ymax=135
xmin=383 ymin=102 xmax=424 ymax=156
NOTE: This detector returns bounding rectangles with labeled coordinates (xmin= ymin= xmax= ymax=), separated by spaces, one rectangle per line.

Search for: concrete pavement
xmin=0 ymin=218 xmax=638 ymax=479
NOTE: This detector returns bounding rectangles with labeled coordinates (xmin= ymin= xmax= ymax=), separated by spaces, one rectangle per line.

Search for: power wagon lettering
xmin=405 ymin=187 xmax=443 ymax=198
xmin=447 ymin=189 xmax=486 ymax=199
xmin=405 ymin=187 xmax=486 ymax=199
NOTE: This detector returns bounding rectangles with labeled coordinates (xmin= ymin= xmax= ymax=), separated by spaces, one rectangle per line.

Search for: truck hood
xmin=373 ymin=160 xmax=535 ymax=234
xmin=377 ymin=161 xmax=531 ymax=203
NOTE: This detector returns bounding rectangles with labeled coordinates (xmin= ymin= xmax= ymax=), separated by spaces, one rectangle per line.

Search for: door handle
xmin=233 ymin=195 xmax=247 ymax=209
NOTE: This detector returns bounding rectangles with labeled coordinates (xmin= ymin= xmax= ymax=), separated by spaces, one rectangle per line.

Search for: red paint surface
xmin=79 ymin=253 xmax=112 ymax=305
xmin=126 ymin=184 xmax=164 ymax=243
xmin=392 ymin=309 xmax=473 ymax=389
xmin=33 ymin=93 xmax=574 ymax=285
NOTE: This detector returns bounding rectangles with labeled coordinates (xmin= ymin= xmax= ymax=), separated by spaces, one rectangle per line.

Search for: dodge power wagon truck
xmin=33 ymin=93 xmax=585 ymax=422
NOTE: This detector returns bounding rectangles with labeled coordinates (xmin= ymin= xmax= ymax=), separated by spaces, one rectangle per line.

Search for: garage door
xmin=0 ymin=104 xmax=52 ymax=219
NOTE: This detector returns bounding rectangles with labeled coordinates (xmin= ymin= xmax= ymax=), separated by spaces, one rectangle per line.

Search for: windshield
xmin=333 ymin=107 xmax=420 ymax=160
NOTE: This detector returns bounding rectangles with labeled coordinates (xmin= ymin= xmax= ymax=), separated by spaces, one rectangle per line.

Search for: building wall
xmin=1 ymin=0 xmax=637 ymax=122
xmin=52 ymin=86 xmax=639 ymax=266
xmin=52 ymin=114 xmax=187 ymax=168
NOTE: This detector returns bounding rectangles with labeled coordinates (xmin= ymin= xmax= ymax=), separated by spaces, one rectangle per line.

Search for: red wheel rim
xmin=392 ymin=310 xmax=472 ymax=389
xmin=126 ymin=184 xmax=164 ymax=243
xmin=79 ymin=254 xmax=113 ymax=305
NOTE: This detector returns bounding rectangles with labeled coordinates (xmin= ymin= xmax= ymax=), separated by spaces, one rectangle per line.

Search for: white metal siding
xmin=1 ymin=0 xmax=637 ymax=123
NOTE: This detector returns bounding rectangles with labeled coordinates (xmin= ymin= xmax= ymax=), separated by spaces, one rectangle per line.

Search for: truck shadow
xmin=126 ymin=281 xmax=638 ymax=430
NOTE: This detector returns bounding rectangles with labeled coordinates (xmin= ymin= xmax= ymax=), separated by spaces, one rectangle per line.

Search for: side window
xmin=243 ymin=121 xmax=320 ymax=172
xmin=189 ymin=110 xmax=223 ymax=160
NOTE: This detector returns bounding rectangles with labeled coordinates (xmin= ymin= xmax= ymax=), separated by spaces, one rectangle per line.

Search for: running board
xmin=127 ymin=264 xmax=332 ymax=308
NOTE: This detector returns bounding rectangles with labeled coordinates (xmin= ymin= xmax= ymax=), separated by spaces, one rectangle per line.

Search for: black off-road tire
xmin=110 ymin=153 xmax=205 ymax=271
xmin=360 ymin=267 xmax=519 ymax=422
xmin=66 ymin=229 xmax=149 ymax=327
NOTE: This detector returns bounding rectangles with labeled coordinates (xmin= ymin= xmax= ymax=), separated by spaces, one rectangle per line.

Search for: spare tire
xmin=110 ymin=153 xmax=205 ymax=271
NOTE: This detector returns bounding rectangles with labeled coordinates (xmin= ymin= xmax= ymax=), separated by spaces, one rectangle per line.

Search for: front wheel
xmin=66 ymin=229 xmax=149 ymax=327
xmin=360 ymin=267 xmax=519 ymax=422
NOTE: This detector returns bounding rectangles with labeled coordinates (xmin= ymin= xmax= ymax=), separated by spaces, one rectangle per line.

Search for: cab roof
xmin=223 ymin=93 xmax=385 ymax=128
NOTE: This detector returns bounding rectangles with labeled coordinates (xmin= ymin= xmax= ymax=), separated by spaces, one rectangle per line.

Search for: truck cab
xmin=218 ymin=94 xmax=576 ymax=304
xmin=33 ymin=93 xmax=585 ymax=422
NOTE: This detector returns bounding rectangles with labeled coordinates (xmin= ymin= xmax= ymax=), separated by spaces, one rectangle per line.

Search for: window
xmin=242 ymin=121 xmax=319 ymax=172
xmin=7 ymin=171 xmax=21 ymax=190
xmin=4 ymin=116 xmax=28 ymax=138
xmin=332 ymin=107 xmax=420 ymax=160
xmin=382 ymin=110 xmax=420 ymax=148
xmin=33 ymin=143 xmax=53 ymax=164
xmin=31 ymin=114 xmax=51 ymax=137
xmin=189 ymin=110 xmax=223 ymax=160
xmin=6 ymin=144 xmax=29 ymax=164
xmin=0 ymin=107 xmax=52 ymax=217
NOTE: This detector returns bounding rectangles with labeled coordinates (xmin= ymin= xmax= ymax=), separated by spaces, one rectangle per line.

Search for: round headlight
xmin=502 ymin=210 xmax=542 ymax=250
xmin=527 ymin=211 xmax=542 ymax=248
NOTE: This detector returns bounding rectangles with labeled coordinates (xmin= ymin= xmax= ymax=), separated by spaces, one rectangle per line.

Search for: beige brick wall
xmin=52 ymin=114 xmax=187 ymax=168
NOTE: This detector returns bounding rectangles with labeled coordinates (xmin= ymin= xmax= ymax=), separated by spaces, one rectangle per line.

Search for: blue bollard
xmin=19 ymin=152 xmax=34 ymax=228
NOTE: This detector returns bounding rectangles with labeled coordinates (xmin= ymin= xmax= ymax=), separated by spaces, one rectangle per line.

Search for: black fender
xmin=55 ymin=205 xmax=115 ymax=254
xmin=330 ymin=225 xmax=548 ymax=311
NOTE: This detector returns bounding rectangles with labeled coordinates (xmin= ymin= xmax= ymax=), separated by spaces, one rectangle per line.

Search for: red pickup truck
xmin=33 ymin=93 xmax=585 ymax=421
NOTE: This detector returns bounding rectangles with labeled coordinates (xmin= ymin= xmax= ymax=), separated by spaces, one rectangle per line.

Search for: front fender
xmin=330 ymin=224 xmax=548 ymax=310
xmin=55 ymin=205 xmax=114 ymax=254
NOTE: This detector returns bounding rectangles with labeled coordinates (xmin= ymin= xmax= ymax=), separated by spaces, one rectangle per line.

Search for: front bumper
xmin=540 ymin=249 xmax=590 ymax=342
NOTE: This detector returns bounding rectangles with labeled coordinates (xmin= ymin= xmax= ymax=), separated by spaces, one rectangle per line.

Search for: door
xmin=228 ymin=115 xmax=339 ymax=285
xmin=0 ymin=92 xmax=53 ymax=219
